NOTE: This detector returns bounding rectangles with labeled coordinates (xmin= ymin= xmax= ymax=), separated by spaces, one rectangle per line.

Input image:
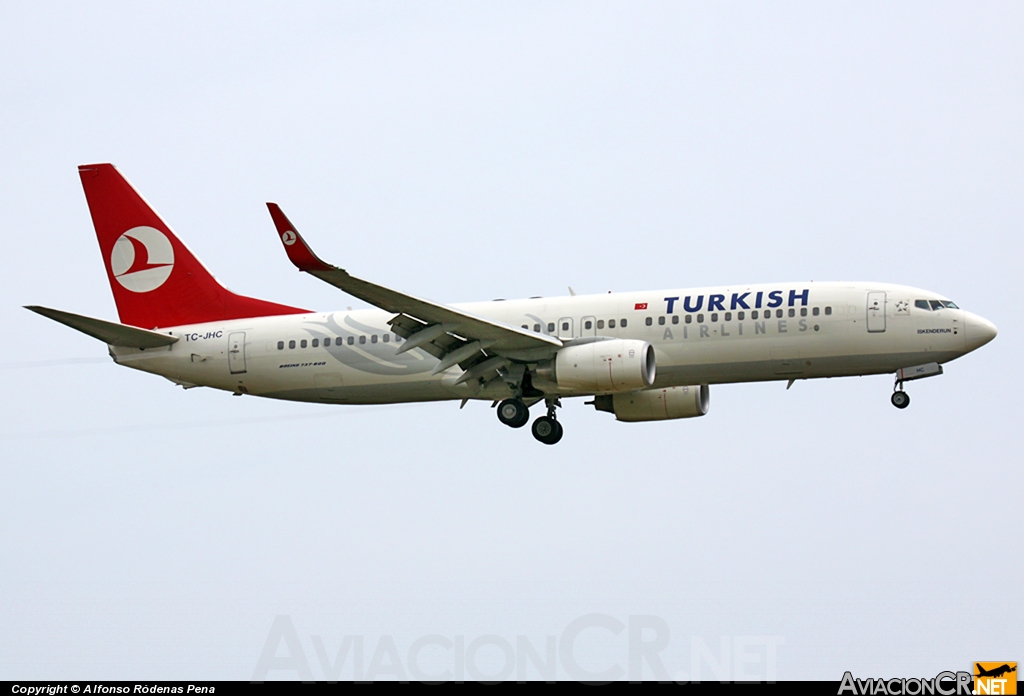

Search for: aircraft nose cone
xmin=964 ymin=312 xmax=998 ymax=352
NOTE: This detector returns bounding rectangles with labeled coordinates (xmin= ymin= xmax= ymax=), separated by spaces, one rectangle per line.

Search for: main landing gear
xmin=496 ymin=398 xmax=530 ymax=428
xmin=532 ymin=415 xmax=563 ymax=445
xmin=495 ymin=397 xmax=564 ymax=444
xmin=531 ymin=397 xmax=563 ymax=445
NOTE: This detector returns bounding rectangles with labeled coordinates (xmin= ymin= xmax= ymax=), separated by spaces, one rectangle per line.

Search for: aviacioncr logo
xmin=109 ymin=226 xmax=175 ymax=293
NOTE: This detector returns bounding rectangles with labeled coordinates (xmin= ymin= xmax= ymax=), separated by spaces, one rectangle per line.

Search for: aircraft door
xmin=228 ymin=331 xmax=247 ymax=373
xmin=580 ymin=316 xmax=597 ymax=337
xmin=314 ymin=373 xmax=345 ymax=400
xmin=557 ymin=317 xmax=574 ymax=340
xmin=867 ymin=292 xmax=886 ymax=333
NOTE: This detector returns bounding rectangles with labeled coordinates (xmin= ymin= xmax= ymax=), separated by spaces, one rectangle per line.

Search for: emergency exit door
xmin=228 ymin=332 xmax=247 ymax=373
xmin=557 ymin=317 xmax=574 ymax=340
xmin=866 ymin=292 xmax=886 ymax=333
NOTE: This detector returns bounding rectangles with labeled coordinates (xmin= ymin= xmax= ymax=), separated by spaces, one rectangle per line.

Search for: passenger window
xmin=671 ymin=315 xmax=679 ymax=324
xmin=383 ymin=334 xmax=390 ymax=343
xmin=788 ymin=308 xmax=795 ymax=318
xmin=534 ymin=324 xmax=541 ymax=332
xmin=813 ymin=307 xmax=820 ymax=316
xmin=547 ymin=323 xmax=555 ymax=332
xmin=697 ymin=314 xmax=704 ymax=323
xmin=825 ymin=307 xmax=832 ymax=316
xmin=645 ymin=317 xmax=653 ymax=326
xmin=288 ymin=340 xmax=296 ymax=349
xmin=585 ymin=320 xmax=593 ymax=329
xmin=561 ymin=321 xmax=569 ymax=331
xmin=711 ymin=313 xmax=718 ymax=322
xmin=359 ymin=336 xmax=366 ymax=344
xmin=277 ymin=341 xmax=284 ymax=350
xmin=620 ymin=319 xmax=627 ymax=328
xmin=776 ymin=309 xmax=784 ymax=318
xmin=312 ymin=338 xmax=319 ymax=347
xmin=752 ymin=310 xmax=759 ymax=320
xmin=685 ymin=315 xmax=692 ymax=324
xmin=371 ymin=335 xmax=378 ymax=343
xmin=800 ymin=308 xmax=807 ymax=317
xmin=347 ymin=336 xmax=354 ymax=345
xmin=724 ymin=312 xmax=732 ymax=322
xmin=930 ymin=300 xmax=944 ymax=311
xmin=657 ymin=316 xmax=665 ymax=325
xmin=597 ymin=320 xmax=605 ymax=329
xmin=521 ymin=324 xmax=528 ymax=329
xmin=300 ymin=339 xmax=307 ymax=348
xmin=738 ymin=311 xmax=745 ymax=320
xmin=609 ymin=319 xmax=616 ymax=328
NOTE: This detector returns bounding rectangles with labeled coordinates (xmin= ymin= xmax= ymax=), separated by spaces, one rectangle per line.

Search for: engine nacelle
xmin=537 ymin=339 xmax=655 ymax=394
xmin=592 ymin=384 xmax=710 ymax=422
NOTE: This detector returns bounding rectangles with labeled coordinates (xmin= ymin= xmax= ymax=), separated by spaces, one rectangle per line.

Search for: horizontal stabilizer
xmin=25 ymin=306 xmax=179 ymax=349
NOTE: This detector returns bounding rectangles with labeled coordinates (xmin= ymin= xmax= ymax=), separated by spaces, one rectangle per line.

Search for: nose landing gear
xmin=891 ymin=373 xmax=910 ymax=409
xmin=891 ymin=390 xmax=910 ymax=409
xmin=889 ymin=362 xmax=944 ymax=409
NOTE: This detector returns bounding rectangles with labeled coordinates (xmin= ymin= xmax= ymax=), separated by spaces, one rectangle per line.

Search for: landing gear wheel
xmin=891 ymin=391 xmax=910 ymax=409
xmin=497 ymin=398 xmax=530 ymax=428
xmin=532 ymin=416 xmax=564 ymax=445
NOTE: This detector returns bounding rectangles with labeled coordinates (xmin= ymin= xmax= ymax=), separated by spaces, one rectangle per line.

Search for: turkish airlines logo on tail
xmin=110 ymin=226 xmax=174 ymax=293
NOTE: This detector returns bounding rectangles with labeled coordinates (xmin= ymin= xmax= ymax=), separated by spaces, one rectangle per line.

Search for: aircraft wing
xmin=266 ymin=204 xmax=562 ymax=374
xmin=25 ymin=306 xmax=179 ymax=349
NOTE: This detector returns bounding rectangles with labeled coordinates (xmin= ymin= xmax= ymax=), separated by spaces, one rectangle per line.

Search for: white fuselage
xmin=110 ymin=282 xmax=995 ymax=404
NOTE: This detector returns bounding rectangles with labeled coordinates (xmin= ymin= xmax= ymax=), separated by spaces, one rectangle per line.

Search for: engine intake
xmin=535 ymin=339 xmax=655 ymax=394
xmin=592 ymin=384 xmax=710 ymax=422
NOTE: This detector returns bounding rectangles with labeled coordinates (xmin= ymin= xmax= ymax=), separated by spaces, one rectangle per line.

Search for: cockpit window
xmin=929 ymin=300 xmax=944 ymax=311
xmin=941 ymin=301 xmax=959 ymax=309
xmin=915 ymin=300 xmax=930 ymax=310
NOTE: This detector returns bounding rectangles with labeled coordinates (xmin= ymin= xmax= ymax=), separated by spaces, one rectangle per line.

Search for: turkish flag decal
xmin=634 ymin=302 xmax=648 ymax=310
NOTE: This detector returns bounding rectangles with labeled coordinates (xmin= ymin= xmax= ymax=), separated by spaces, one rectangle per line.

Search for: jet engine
xmin=534 ymin=339 xmax=655 ymax=394
xmin=590 ymin=384 xmax=710 ymax=422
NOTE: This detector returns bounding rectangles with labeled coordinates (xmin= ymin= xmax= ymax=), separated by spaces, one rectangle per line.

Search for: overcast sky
xmin=1 ymin=1 xmax=1020 ymax=681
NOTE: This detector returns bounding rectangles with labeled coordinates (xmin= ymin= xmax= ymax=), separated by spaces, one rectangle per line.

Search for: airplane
xmin=26 ymin=163 xmax=998 ymax=445
xmin=975 ymin=664 xmax=1016 ymax=679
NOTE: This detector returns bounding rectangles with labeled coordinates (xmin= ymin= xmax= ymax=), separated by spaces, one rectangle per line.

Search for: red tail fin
xmin=79 ymin=164 xmax=309 ymax=328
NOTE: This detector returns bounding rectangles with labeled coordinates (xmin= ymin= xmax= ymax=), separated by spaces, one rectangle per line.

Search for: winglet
xmin=266 ymin=203 xmax=336 ymax=273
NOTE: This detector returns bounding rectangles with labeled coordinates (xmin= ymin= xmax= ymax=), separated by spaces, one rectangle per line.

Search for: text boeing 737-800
xmin=27 ymin=164 xmax=997 ymax=444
